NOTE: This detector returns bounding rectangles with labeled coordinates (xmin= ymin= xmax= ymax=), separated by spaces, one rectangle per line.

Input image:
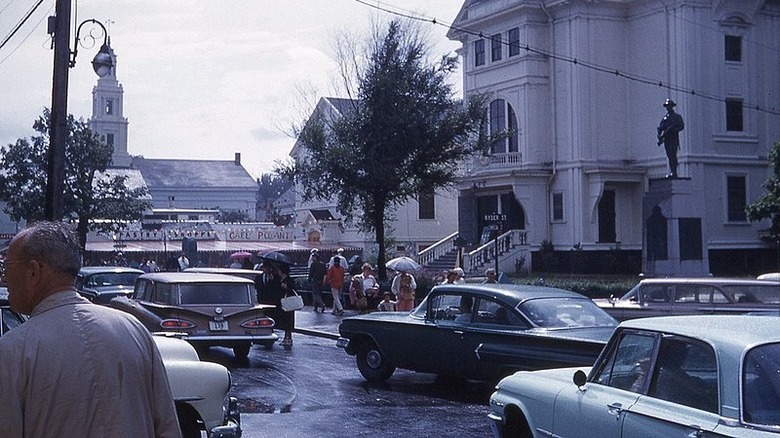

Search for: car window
xmin=743 ymin=343 xmax=780 ymax=426
xmin=674 ymin=286 xmax=716 ymax=304
xmin=473 ymin=298 xmax=529 ymax=329
xmin=429 ymin=293 xmax=471 ymax=323
xmin=593 ymin=331 xmax=657 ymax=392
xmin=726 ymin=285 xmax=780 ymax=304
xmin=135 ymin=279 xmax=153 ymax=301
xmin=519 ymin=298 xmax=616 ymax=328
xmin=154 ymin=283 xmax=174 ymax=305
xmin=641 ymin=285 xmax=670 ymax=304
xmin=2 ymin=308 xmax=25 ymax=333
xmin=648 ymin=337 xmax=718 ymax=413
xmin=179 ymin=283 xmax=251 ymax=305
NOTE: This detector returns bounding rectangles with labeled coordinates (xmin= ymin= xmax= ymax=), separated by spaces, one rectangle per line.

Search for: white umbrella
xmin=386 ymin=256 xmax=421 ymax=272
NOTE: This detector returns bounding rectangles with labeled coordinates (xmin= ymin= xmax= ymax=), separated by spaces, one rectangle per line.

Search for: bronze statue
xmin=657 ymin=99 xmax=685 ymax=177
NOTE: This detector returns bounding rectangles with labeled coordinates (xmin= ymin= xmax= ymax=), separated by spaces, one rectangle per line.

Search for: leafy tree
xmin=747 ymin=141 xmax=780 ymax=237
xmin=0 ymin=109 xmax=151 ymax=248
xmin=281 ymin=21 xmax=489 ymax=280
xmin=217 ymin=209 xmax=251 ymax=223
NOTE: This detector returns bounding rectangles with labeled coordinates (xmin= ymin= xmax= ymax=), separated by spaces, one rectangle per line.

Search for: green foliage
xmin=281 ymin=20 xmax=489 ymax=279
xmin=0 ymin=109 xmax=151 ymax=247
xmin=747 ymin=141 xmax=780 ymax=237
xmin=513 ymin=276 xmax=636 ymax=299
xmin=218 ymin=209 xmax=251 ymax=223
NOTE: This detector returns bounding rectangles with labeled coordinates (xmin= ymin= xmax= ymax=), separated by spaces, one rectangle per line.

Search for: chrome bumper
xmin=210 ymin=396 xmax=242 ymax=437
xmin=487 ymin=412 xmax=504 ymax=438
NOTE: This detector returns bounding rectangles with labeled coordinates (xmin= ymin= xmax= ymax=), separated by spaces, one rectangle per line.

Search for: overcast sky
xmin=0 ymin=0 xmax=464 ymax=178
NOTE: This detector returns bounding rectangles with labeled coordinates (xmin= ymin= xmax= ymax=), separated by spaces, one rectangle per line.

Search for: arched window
xmin=488 ymin=99 xmax=518 ymax=154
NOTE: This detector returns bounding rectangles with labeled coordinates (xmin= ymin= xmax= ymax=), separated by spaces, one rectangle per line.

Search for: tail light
xmin=240 ymin=318 xmax=274 ymax=329
xmin=160 ymin=319 xmax=196 ymax=329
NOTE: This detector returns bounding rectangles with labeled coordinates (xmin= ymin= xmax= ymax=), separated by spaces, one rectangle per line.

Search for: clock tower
xmin=88 ymin=39 xmax=131 ymax=168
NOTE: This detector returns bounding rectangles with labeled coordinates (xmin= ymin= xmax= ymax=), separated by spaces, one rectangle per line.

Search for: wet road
xmin=200 ymin=311 xmax=495 ymax=437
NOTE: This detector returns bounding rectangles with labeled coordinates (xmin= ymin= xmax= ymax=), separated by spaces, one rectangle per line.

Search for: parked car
xmin=76 ymin=266 xmax=145 ymax=304
xmin=154 ymin=335 xmax=241 ymax=438
xmin=1 ymin=288 xmax=240 ymax=438
xmin=594 ymin=277 xmax=780 ymax=321
xmin=488 ymin=315 xmax=780 ymax=437
xmin=184 ymin=267 xmax=259 ymax=281
xmin=0 ymin=288 xmax=26 ymax=335
xmin=110 ymin=272 xmax=277 ymax=357
xmin=337 ymin=284 xmax=617 ymax=383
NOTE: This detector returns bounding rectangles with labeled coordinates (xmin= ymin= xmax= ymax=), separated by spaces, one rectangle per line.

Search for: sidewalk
xmin=291 ymin=305 xmax=356 ymax=340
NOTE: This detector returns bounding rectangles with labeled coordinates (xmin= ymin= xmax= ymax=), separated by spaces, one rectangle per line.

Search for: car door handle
xmin=453 ymin=330 xmax=464 ymax=335
xmin=607 ymin=402 xmax=623 ymax=419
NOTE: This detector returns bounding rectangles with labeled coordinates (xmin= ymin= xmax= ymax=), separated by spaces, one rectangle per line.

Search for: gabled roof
xmin=132 ymin=157 xmax=257 ymax=189
xmin=289 ymin=96 xmax=357 ymax=158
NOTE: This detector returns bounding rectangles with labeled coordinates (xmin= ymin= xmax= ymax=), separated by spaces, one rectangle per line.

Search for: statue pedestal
xmin=642 ymin=177 xmax=710 ymax=276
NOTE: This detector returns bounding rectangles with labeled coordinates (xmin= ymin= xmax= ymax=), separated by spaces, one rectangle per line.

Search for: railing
xmin=489 ymin=152 xmax=522 ymax=167
xmin=417 ymin=231 xmax=459 ymax=267
xmin=462 ymin=229 xmax=527 ymax=274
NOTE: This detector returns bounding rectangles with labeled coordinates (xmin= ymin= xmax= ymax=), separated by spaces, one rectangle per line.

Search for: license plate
xmin=209 ymin=320 xmax=228 ymax=331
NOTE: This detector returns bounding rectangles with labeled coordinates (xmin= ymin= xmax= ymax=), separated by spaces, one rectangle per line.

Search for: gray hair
xmin=16 ymin=221 xmax=82 ymax=277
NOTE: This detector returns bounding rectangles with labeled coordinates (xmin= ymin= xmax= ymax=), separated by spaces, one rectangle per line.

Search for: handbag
xmin=281 ymin=290 xmax=304 ymax=312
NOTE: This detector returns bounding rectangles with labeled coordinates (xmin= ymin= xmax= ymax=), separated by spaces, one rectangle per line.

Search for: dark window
xmin=553 ymin=193 xmax=564 ymax=221
xmin=727 ymin=176 xmax=747 ymax=222
xmin=508 ymin=28 xmax=520 ymax=57
xmin=418 ymin=188 xmax=435 ymax=220
xmin=726 ymin=99 xmax=744 ymax=131
xmin=725 ymin=35 xmax=742 ymax=62
xmin=474 ymin=39 xmax=485 ymax=66
xmin=649 ymin=337 xmax=718 ymax=413
xmin=488 ymin=99 xmax=519 ymax=155
xmin=598 ymin=189 xmax=616 ymax=243
xmin=744 ymin=343 xmax=780 ymax=426
xmin=106 ymin=133 xmax=114 ymax=146
xmin=594 ymin=332 xmax=657 ymax=392
xmin=491 ymin=33 xmax=502 ymax=62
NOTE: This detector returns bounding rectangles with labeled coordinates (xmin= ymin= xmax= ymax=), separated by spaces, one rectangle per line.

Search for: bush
xmin=513 ymin=276 xmax=636 ymax=299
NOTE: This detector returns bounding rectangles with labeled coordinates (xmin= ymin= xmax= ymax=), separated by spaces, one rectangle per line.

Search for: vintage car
xmin=184 ymin=267 xmax=259 ymax=281
xmin=488 ymin=315 xmax=780 ymax=437
xmin=111 ymin=272 xmax=277 ymax=357
xmin=154 ymin=335 xmax=241 ymax=438
xmin=594 ymin=277 xmax=780 ymax=321
xmin=0 ymin=288 xmax=26 ymax=335
xmin=1 ymin=288 xmax=240 ymax=437
xmin=76 ymin=266 xmax=145 ymax=304
xmin=337 ymin=284 xmax=617 ymax=383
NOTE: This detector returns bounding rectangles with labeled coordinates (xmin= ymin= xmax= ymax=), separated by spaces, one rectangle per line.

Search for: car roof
xmin=79 ymin=266 xmax=145 ymax=275
xmin=620 ymin=315 xmax=780 ymax=350
xmin=636 ymin=277 xmax=777 ymax=286
xmin=139 ymin=272 xmax=254 ymax=284
xmin=184 ymin=267 xmax=258 ymax=275
xmin=432 ymin=283 xmax=590 ymax=303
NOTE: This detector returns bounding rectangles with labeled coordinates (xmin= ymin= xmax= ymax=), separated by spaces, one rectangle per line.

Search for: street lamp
xmin=45 ymin=1 xmax=113 ymax=221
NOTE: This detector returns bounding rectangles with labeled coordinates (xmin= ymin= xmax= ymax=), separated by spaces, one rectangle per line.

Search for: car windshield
xmin=179 ymin=283 xmax=252 ymax=305
xmin=88 ymin=273 xmax=140 ymax=287
xmin=519 ymin=298 xmax=616 ymax=328
xmin=743 ymin=342 xmax=780 ymax=427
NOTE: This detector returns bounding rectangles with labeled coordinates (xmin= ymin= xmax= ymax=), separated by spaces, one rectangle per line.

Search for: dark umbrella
xmin=258 ymin=250 xmax=295 ymax=265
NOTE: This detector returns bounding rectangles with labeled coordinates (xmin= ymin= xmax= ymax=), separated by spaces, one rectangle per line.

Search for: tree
xmin=0 ymin=109 xmax=151 ymax=248
xmin=747 ymin=141 xmax=780 ymax=237
xmin=281 ymin=21 xmax=489 ymax=280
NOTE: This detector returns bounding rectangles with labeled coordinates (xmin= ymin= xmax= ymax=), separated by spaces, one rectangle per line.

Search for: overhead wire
xmin=352 ymin=0 xmax=780 ymax=118
xmin=0 ymin=0 xmax=45 ymax=52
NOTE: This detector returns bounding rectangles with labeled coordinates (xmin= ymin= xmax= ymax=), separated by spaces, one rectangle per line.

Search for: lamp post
xmin=45 ymin=0 xmax=113 ymax=220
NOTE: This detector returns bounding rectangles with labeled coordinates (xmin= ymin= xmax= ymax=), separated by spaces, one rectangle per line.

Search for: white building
xmin=447 ymin=0 xmax=780 ymax=275
xmin=289 ymin=97 xmax=460 ymax=258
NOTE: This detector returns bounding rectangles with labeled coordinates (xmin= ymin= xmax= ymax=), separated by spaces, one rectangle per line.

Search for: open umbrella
xmin=229 ymin=251 xmax=253 ymax=260
xmin=386 ymin=256 xmax=421 ymax=272
xmin=258 ymin=250 xmax=295 ymax=265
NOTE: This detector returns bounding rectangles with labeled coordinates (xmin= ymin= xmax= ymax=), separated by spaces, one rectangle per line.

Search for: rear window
xmin=725 ymin=285 xmax=780 ymax=304
xmin=743 ymin=343 xmax=780 ymax=426
xmin=179 ymin=283 xmax=251 ymax=305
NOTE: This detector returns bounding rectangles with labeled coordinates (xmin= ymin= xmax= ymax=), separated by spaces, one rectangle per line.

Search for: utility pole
xmin=45 ymin=0 xmax=71 ymax=220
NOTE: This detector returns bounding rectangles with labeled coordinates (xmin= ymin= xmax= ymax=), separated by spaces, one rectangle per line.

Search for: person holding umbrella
xmin=391 ymin=269 xmax=417 ymax=312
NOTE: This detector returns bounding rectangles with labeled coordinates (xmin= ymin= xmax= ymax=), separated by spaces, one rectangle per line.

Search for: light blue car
xmin=488 ymin=315 xmax=780 ymax=437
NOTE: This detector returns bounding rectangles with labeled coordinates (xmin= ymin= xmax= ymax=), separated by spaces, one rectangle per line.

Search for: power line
xmin=353 ymin=0 xmax=780 ymax=118
xmin=0 ymin=0 xmax=45 ymax=52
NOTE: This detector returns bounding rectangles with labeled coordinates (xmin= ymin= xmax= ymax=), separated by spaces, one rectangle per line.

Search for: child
xmin=350 ymin=276 xmax=368 ymax=312
xmin=377 ymin=291 xmax=397 ymax=312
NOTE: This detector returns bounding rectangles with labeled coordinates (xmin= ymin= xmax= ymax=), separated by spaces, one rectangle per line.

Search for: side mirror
xmin=607 ymin=294 xmax=616 ymax=305
xmin=573 ymin=370 xmax=587 ymax=388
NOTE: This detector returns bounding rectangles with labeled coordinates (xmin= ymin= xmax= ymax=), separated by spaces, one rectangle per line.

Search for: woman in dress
xmin=391 ymin=271 xmax=417 ymax=312
xmin=276 ymin=264 xmax=296 ymax=348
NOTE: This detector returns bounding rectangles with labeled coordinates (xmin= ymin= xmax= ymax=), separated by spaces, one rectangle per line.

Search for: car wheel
xmin=233 ymin=344 xmax=251 ymax=358
xmin=503 ymin=406 xmax=532 ymax=438
xmin=356 ymin=340 xmax=395 ymax=383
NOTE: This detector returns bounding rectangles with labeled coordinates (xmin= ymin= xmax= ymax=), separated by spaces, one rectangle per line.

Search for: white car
xmin=488 ymin=315 xmax=780 ymax=437
xmin=155 ymin=335 xmax=241 ymax=437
